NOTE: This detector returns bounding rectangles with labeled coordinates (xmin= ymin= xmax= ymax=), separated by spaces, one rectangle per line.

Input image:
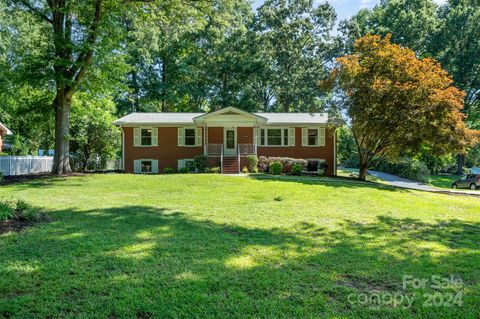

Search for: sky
xmin=252 ymin=0 xmax=447 ymax=22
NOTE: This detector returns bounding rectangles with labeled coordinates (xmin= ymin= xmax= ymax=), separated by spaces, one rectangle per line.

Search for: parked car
xmin=451 ymin=174 xmax=480 ymax=190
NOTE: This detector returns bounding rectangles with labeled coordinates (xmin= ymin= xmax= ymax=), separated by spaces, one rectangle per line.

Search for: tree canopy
xmin=0 ymin=0 xmax=479 ymax=175
xmin=329 ymin=34 xmax=475 ymax=180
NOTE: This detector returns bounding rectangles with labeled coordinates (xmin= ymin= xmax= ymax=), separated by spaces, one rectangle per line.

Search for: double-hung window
xmin=301 ymin=128 xmax=325 ymax=147
xmin=133 ymin=159 xmax=159 ymax=174
xmin=185 ymin=129 xmax=196 ymax=146
xmin=134 ymin=127 xmax=158 ymax=147
xmin=258 ymin=128 xmax=294 ymax=146
xmin=141 ymin=129 xmax=152 ymax=146
xmin=178 ymin=127 xmax=202 ymax=147
xmin=308 ymin=129 xmax=318 ymax=146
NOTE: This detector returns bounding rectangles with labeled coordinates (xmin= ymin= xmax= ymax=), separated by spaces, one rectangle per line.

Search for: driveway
xmin=368 ymin=170 xmax=480 ymax=196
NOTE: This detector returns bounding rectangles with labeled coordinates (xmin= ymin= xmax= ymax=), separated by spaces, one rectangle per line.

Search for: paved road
xmin=368 ymin=170 xmax=480 ymax=196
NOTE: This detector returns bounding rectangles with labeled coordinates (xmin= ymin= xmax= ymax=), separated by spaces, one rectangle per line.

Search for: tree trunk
xmin=456 ymin=153 xmax=465 ymax=175
xmin=358 ymin=154 xmax=369 ymax=181
xmin=51 ymin=90 xmax=72 ymax=175
xmin=161 ymin=61 xmax=168 ymax=112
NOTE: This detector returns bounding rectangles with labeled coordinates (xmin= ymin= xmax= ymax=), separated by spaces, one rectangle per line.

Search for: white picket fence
xmin=0 ymin=156 xmax=53 ymax=176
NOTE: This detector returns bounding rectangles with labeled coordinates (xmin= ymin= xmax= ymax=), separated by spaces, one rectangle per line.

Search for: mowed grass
xmin=428 ymin=175 xmax=458 ymax=189
xmin=0 ymin=174 xmax=479 ymax=319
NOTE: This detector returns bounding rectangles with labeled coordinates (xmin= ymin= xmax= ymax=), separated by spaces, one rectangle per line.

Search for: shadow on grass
xmin=0 ymin=206 xmax=478 ymax=318
xmin=249 ymin=174 xmax=406 ymax=193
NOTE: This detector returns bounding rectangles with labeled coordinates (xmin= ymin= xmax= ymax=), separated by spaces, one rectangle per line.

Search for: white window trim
xmin=134 ymin=127 xmax=158 ymax=147
xmin=178 ymin=159 xmax=196 ymax=172
xmin=178 ymin=127 xmax=202 ymax=147
xmin=134 ymin=159 xmax=159 ymax=174
xmin=302 ymin=127 xmax=325 ymax=147
xmin=258 ymin=127 xmax=292 ymax=147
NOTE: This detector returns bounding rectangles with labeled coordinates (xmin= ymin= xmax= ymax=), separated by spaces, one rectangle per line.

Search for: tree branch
xmin=17 ymin=0 xmax=53 ymax=23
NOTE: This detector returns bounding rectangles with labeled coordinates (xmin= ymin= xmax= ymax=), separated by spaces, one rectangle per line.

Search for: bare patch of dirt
xmin=0 ymin=215 xmax=50 ymax=234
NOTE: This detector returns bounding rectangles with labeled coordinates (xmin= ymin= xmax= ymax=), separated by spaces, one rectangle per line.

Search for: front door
xmin=224 ymin=127 xmax=237 ymax=156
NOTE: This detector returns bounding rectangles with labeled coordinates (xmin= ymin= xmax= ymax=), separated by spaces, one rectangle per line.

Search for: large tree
xmin=340 ymin=0 xmax=480 ymax=174
xmin=339 ymin=0 xmax=440 ymax=54
xmin=433 ymin=0 xmax=480 ymax=173
xmin=256 ymin=0 xmax=337 ymax=112
xmin=328 ymin=34 xmax=475 ymax=180
xmin=11 ymin=0 xmax=204 ymax=174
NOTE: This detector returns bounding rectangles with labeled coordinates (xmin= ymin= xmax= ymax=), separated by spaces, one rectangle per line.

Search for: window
xmin=141 ymin=129 xmax=152 ymax=146
xmin=267 ymin=129 xmax=282 ymax=146
xmin=185 ymin=160 xmax=195 ymax=172
xmin=141 ymin=160 xmax=152 ymax=173
xmin=185 ymin=129 xmax=196 ymax=146
xmin=302 ymin=128 xmax=325 ymax=147
xmin=178 ymin=128 xmax=201 ymax=147
xmin=178 ymin=159 xmax=196 ymax=172
xmin=134 ymin=159 xmax=158 ymax=174
xmin=259 ymin=128 xmax=290 ymax=146
xmin=308 ymin=129 xmax=318 ymax=146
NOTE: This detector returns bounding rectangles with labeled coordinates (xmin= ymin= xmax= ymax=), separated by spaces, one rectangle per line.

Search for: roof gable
xmin=0 ymin=122 xmax=12 ymax=135
xmin=193 ymin=107 xmax=267 ymax=124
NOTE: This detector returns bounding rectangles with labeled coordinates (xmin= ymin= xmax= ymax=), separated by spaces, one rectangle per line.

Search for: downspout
xmin=333 ymin=128 xmax=337 ymax=176
xmin=122 ymin=127 xmax=125 ymax=172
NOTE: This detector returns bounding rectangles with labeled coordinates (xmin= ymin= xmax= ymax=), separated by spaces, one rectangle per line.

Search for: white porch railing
xmin=207 ymin=144 xmax=223 ymax=156
xmin=238 ymin=144 xmax=256 ymax=156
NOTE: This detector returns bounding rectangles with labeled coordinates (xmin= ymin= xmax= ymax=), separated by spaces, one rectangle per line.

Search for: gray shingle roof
xmin=253 ymin=113 xmax=329 ymax=124
xmin=114 ymin=111 xmax=330 ymax=125
xmin=114 ymin=113 xmax=204 ymax=125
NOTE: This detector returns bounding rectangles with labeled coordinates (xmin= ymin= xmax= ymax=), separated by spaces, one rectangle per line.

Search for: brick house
xmin=114 ymin=107 xmax=339 ymax=175
xmin=0 ymin=122 xmax=12 ymax=153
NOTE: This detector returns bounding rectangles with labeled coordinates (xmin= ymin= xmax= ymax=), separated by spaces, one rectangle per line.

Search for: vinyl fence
xmin=0 ymin=156 xmax=53 ymax=176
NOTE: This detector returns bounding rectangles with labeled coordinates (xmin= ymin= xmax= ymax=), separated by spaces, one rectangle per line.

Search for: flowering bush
xmin=258 ymin=156 xmax=307 ymax=174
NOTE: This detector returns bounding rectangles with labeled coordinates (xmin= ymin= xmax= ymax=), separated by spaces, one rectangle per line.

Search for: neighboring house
xmin=0 ymin=122 xmax=12 ymax=153
xmin=114 ymin=107 xmax=339 ymax=175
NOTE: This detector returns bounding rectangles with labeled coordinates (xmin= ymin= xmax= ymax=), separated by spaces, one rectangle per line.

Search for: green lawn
xmin=428 ymin=174 xmax=458 ymax=189
xmin=0 ymin=174 xmax=479 ymax=318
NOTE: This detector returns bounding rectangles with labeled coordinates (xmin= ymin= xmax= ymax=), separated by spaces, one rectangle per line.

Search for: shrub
xmin=291 ymin=163 xmax=303 ymax=175
xmin=14 ymin=200 xmax=42 ymax=221
xmin=0 ymin=201 xmax=15 ymax=221
xmin=258 ymin=156 xmax=307 ymax=174
xmin=0 ymin=200 xmax=42 ymax=221
xmin=242 ymin=166 xmax=249 ymax=174
xmin=193 ymin=155 xmax=208 ymax=172
xmin=373 ymin=157 xmax=430 ymax=182
xmin=307 ymin=160 xmax=319 ymax=172
xmin=319 ymin=162 xmax=329 ymax=176
xmin=252 ymin=167 xmax=259 ymax=173
xmin=206 ymin=167 xmax=221 ymax=174
xmin=246 ymin=155 xmax=258 ymax=172
xmin=178 ymin=167 xmax=190 ymax=174
xmin=0 ymin=172 xmax=3 ymax=183
xmin=269 ymin=161 xmax=283 ymax=175
xmin=163 ymin=167 xmax=174 ymax=174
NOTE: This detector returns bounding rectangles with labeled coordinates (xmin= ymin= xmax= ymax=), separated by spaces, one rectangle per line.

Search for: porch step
xmin=222 ymin=157 xmax=239 ymax=174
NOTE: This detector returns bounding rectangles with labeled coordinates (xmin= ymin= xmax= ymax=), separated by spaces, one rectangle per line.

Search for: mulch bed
xmin=0 ymin=216 xmax=50 ymax=235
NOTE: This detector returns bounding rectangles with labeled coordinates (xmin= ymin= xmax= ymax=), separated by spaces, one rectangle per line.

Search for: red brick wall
xmin=123 ymin=126 xmax=336 ymax=175
xmin=123 ymin=127 xmax=204 ymax=173
xmin=257 ymin=127 xmax=336 ymax=175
